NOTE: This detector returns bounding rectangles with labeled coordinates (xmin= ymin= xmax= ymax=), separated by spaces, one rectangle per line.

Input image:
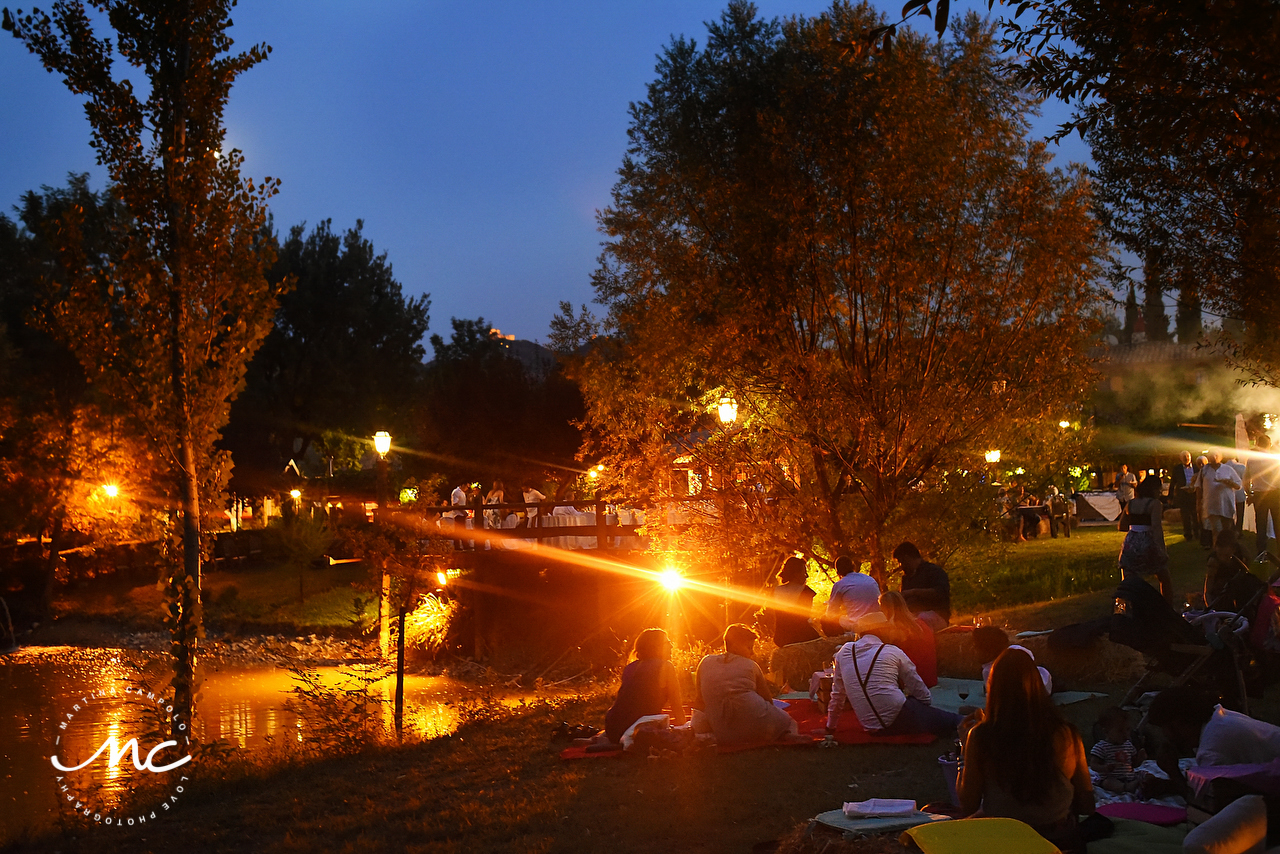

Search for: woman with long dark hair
xmin=1118 ymin=473 xmax=1172 ymax=602
xmin=959 ymin=649 xmax=1094 ymax=853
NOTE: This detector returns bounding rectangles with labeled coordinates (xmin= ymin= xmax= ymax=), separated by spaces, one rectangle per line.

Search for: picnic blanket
xmin=783 ymin=697 xmax=937 ymax=745
xmin=1089 ymin=817 xmax=1185 ymax=853
xmin=814 ymin=807 xmax=949 ymax=837
xmin=901 ymin=817 xmax=1059 ymax=854
xmin=930 ymin=677 xmax=1107 ymax=713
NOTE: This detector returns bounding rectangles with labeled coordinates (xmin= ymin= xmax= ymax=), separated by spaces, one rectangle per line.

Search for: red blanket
xmin=784 ymin=698 xmax=937 ymax=745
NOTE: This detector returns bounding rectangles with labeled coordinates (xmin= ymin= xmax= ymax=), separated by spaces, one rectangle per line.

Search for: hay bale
xmin=935 ymin=629 xmax=1145 ymax=688
xmin=770 ymin=636 xmax=845 ymax=692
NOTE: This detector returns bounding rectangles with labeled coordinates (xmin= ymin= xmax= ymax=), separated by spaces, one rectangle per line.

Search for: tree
xmin=5 ymin=1 xmax=283 ymax=729
xmin=221 ymin=219 xmax=430 ymax=494
xmin=418 ymin=317 xmax=584 ymax=496
xmin=579 ymin=3 xmax=1103 ymax=581
xmin=1141 ymin=262 xmax=1168 ymax=343
xmin=0 ymin=177 xmax=162 ymax=618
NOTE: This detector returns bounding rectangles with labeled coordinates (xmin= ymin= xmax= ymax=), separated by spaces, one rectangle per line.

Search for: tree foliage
xmin=222 ymin=219 xmax=430 ymax=493
xmin=5 ymin=0 xmax=282 ymax=727
xmin=578 ymin=2 xmax=1104 ymax=579
xmin=418 ymin=317 xmax=584 ymax=496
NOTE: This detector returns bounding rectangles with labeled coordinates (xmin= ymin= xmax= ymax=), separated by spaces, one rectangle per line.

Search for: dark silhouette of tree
xmin=222 ymin=219 xmax=430 ymax=493
xmin=1142 ymin=263 xmax=1169 ymax=343
xmin=578 ymin=4 xmax=1103 ymax=579
xmin=1122 ymin=284 xmax=1139 ymax=345
xmin=5 ymin=0 xmax=283 ymax=730
xmin=418 ymin=318 xmax=584 ymax=497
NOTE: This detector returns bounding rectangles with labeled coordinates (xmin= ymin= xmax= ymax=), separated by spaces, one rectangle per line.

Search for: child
xmin=1090 ymin=706 xmax=1148 ymax=794
xmin=972 ymin=625 xmax=1053 ymax=695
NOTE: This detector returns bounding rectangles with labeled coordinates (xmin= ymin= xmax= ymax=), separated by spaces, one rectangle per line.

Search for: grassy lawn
xmin=55 ymin=561 xmax=374 ymax=634
xmin=948 ymin=524 xmax=1227 ymax=627
xmin=0 ymin=687 xmax=1126 ymax=854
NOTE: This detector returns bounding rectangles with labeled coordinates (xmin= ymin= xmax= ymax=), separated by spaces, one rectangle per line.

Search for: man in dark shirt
xmin=892 ymin=541 xmax=951 ymax=631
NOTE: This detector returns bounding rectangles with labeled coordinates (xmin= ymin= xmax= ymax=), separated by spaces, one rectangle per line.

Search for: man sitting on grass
xmin=892 ymin=542 xmax=951 ymax=631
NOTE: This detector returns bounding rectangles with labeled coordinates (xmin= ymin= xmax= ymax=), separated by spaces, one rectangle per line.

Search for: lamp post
xmin=373 ymin=431 xmax=391 ymax=514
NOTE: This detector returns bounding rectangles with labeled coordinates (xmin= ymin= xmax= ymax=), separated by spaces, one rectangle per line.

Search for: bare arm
xmin=662 ymin=660 xmax=686 ymax=726
xmin=827 ymin=658 xmax=847 ymax=731
xmin=1061 ymin=729 xmax=1096 ymax=816
xmin=958 ymin=729 xmax=986 ymax=816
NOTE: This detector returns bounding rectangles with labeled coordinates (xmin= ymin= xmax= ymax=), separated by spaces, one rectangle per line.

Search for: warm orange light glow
xmin=1058 ymin=420 xmax=1071 ymax=429
xmin=436 ymin=571 xmax=448 ymax=587
xmin=289 ymin=489 xmax=301 ymax=499
xmin=658 ymin=568 xmax=685 ymax=592
xmin=373 ymin=431 xmax=392 ymax=456
xmin=102 ymin=484 xmax=119 ymax=498
xmin=984 ymin=450 xmax=1001 ymax=464
xmin=718 ymin=395 xmax=738 ymax=424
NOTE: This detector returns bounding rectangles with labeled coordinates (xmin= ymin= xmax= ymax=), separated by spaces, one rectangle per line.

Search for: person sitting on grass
xmin=827 ymin=612 xmax=960 ymax=738
xmin=959 ymin=649 xmax=1095 ymax=854
xmin=1203 ymin=527 xmax=1254 ymax=610
xmin=603 ymin=627 xmax=686 ymax=745
xmin=765 ymin=556 xmax=820 ymax=648
xmin=1089 ymin=706 xmax=1148 ymax=794
xmin=892 ymin=542 xmax=951 ymax=631
xmin=878 ymin=590 xmax=937 ymax=688
xmin=821 ymin=554 xmax=881 ymax=636
xmin=1147 ymin=686 xmax=1280 ymax=797
xmin=695 ymin=624 xmax=798 ymax=746
xmin=972 ymin=625 xmax=1053 ymax=695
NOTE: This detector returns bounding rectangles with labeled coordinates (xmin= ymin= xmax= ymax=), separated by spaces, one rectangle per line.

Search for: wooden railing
xmin=413 ymin=499 xmax=644 ymax=551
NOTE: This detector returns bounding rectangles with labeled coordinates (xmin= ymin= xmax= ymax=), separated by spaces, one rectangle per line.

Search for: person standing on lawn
xmin=1114 ymin=464 xmax=1138 ymax=513
xmin=765 ymin=556 xmax=820 ymax=647
xmin=1118 ymin=473 xmax=1172 ymax=603
xmin=1247 ymin=435 xmax=1280 ymax=556
xmin=1200 ymin=450 xmax=1243 ymax=544
xmin=892 ymin=542 xmax=951 ymax=631
xmin=1170 ymin=451 xmax=1198 ymax=541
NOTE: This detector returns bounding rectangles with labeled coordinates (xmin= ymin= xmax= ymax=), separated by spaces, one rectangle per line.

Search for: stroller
xmin=1111 ymin=576 xmax=1252 ymax=714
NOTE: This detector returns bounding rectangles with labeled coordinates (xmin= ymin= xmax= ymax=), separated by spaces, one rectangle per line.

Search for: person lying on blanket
xmin=695 ymin=623 xmax=799 ymax=746
xmin=603 ymin=627 xmax=686 ymax=745
xmin=826 ymin=612 xmax=961 ymax=738
xmin=1147 ymin=685 xmax=1280 ymax=798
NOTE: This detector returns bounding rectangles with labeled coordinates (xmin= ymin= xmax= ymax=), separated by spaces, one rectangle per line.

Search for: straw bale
xmin=936 ymin=629 xmax=1146 ymax=687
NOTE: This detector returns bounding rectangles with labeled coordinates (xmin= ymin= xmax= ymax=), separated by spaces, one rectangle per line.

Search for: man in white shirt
xmin=822 ymin=555 xmax=882 ymax=634
xmin=522 ymin=483 xmax=547 ymax=528
xmin=1227 ymin=455 xmax=1248 ymax=535
xmin=825 ymin=613 xmax=960 ymax=737
xmin=1198 ymin=451 xmax=1243 ymax=544
xmin=1115 ymin=464 xmax=1138 ymax=511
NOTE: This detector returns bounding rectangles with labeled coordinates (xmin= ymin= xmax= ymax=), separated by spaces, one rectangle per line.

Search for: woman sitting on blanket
xmin=959 ymin=648 xmax=1095 ymax=854
xmin=877 ymin=590 xmax=937 ymax=688
xmin=827 ymin=613 xmax=960 ymax=738
xmin=694 ymin=624 xmax=798 ymax=746
xmin=604 ymin=628 xmax=686 ymax=744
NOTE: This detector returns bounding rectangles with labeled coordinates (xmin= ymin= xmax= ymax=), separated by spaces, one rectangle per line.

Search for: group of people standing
xmin=1168 ymin=445 xmax=1280 ymax=556
xmin=446 ymin=479 xmax=548 ymax=546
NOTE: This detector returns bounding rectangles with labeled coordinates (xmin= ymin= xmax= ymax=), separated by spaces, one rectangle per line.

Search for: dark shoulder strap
xmin=850 ymin=643 xmax=889 ymax=728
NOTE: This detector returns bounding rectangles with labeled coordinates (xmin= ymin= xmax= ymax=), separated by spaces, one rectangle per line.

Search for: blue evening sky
xmin=0 ymin=1 xmax=1089 ymax=344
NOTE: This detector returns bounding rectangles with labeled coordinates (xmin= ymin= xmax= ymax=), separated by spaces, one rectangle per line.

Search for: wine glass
xmin=957 ymin=686 xmax=970 ymax=704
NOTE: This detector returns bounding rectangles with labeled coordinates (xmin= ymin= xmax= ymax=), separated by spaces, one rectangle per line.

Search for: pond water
xmin=0 ymin=646 xmax=505 ymax=842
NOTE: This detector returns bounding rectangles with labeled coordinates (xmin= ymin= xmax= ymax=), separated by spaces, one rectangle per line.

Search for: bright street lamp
xmin=984 ymin=450 xmax=1002 ymax=464
xmin=1058 ymin=420 xmax=1071 ymax=429
xmin=717 ymin=395 xmax=738 ymax=425
xmin=373 ymin=431 xmax=392 ymax=457
xmin=102 ymin=484 xmax=119 ymax=498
